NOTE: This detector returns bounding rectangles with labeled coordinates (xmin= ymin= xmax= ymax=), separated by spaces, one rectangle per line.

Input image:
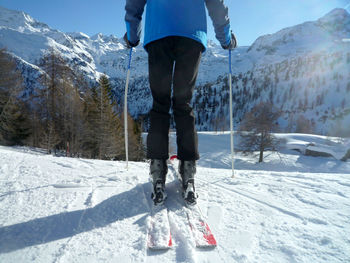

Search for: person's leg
xmin=146 ymin=38 xmax=175 ymax=205
xmin=172 ymin=37 xmax=203 ymax=161
xmin=146 ymin=38 xmax=175 ymax=160
xmin=171 ymin=37 xmax=203 ymax=205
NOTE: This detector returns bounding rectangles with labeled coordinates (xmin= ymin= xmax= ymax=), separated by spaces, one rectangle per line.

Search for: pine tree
xmin=0 ymin=96 xmax=31 ymax=145
xmin=125 ymin=113 xmax=145 ymax=161
xmin=81 ymin=87 xmax=100 ymax=158
xmin=0 ymin=49 xmax=30 ymax=145
xmin=98 ymin=75 xmax=123 ymax=160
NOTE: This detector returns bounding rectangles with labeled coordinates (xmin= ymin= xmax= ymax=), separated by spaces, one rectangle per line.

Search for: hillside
xmin=0 ymin=6 xmax=350 ymax=135
xmin=0 ymin=132 xmax=349 ymax=262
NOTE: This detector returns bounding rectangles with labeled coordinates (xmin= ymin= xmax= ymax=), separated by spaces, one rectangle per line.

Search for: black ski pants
xmin=146 ymin=36 xmax=203 ymax=161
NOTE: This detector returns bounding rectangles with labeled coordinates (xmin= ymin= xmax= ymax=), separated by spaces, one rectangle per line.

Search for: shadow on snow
xmin=0 ymin=183 xmax=149 ymax=254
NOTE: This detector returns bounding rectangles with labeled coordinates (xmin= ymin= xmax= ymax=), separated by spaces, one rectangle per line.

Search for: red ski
xmin=147 ymin=205 xmax=172 ymax=250
xmin=169 ymin=155 xmax=217 ymax=248
xmin=185 ymin=206 xmax=217 ymax=248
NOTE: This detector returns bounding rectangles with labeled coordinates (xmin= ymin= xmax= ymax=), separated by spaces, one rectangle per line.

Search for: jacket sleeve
xmin=205 ymin=0 xmax=231 ymax=47
xmin=125 ymin=0 xmax=146 ymax=45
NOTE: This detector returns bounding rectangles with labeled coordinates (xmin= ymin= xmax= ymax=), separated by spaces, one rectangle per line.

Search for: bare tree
xmin=296 ymin=115 xmax=313 ymax=134
xmin=37 ymin=49 xmax=68 ymax=153
xmin=238 ymin=102 xmax=281 ymax=162
xmin=211 ymin=109 xmax=227 ymax=133
xmin=37 ymin=48 xmax=84 ymax=154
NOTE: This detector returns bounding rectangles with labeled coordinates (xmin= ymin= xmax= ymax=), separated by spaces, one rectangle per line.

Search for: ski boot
xmin=150 ymin=159 xmax=168 ymax=206
xmin=179 ymin=160 xmax=198 ymax=206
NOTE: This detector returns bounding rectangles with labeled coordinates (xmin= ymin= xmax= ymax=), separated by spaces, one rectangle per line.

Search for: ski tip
xmin=193 ymin=221 xmax=217 ymax=248
xmin=147 ymin=245 xmax=172 ymax=250
xmin=147 ymin=232 xmax=172 ymax=250
xmin=203 ymin=235 xmax=217 ymax=247
xmin=169 ymin=155 xmax=178 ymax=161
xmin=196 ymin=242 xmax=217 ymax=249
xmin=202 ymin=221 xmax=217 ymax=246
xmin=168 ymin=233 xmax=173 ymax=247
xmin=147 ymin=239 xmax=172 ymax=250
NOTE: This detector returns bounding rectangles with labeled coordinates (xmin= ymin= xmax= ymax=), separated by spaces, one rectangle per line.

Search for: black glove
xmin=222 ymin=31 xmax=237 ymax=50
xmin=123 ymin=33 xmax=140 ymax=48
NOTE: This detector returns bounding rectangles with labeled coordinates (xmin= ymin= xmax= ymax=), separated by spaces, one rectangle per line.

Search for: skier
xmin=124 ymin=0 xmax=237 ymax=206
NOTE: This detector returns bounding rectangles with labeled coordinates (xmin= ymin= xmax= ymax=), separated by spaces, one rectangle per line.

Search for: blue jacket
xmin=125 ymin=0 xmax=231 ymax=51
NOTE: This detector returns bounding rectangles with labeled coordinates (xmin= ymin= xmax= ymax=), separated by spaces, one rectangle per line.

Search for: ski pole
xmin=229 ymin=49 xmax=235 ymax=178
xmin=124 ymin=48 xmax=132 ymax=170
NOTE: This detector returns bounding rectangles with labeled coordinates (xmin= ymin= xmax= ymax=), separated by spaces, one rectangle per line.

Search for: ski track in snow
xmin=0 ymin=136 xmax=350 ymax=262
xmin=52 ymin=185 xmax=96 ymax=263
xmin=195 ymin=167 xmax=350 ymax=262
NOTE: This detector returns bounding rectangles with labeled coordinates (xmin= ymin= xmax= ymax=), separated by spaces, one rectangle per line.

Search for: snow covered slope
xmin=0 ymin=133 xmax=349 ymax=262
xmin=0 ymin=6 xmax=349 ymax=135
xmin=246 ymin=8 xmax=350 ymax=64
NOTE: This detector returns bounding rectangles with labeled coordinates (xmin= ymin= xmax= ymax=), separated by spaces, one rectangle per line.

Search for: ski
xmin=185 ymin=205 xmax=217 ymax=248
xmin=169 ymin=155 xmax=217 ymax=248
xmin=147 ymin=204 xmax=172 ymax=250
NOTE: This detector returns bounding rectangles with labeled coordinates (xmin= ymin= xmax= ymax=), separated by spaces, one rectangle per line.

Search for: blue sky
xmin=0 ymin=0 xmax=349 ymax=46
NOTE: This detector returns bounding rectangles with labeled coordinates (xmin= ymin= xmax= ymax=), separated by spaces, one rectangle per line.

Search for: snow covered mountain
xmin=247 ymin=8 xmax=350 ymax=63
xmin=0 ymin=6 xmax=349 ymax=135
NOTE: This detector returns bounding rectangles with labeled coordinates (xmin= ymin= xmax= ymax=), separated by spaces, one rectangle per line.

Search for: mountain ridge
xmin=0 ymin=6 xmax=349 ymax=136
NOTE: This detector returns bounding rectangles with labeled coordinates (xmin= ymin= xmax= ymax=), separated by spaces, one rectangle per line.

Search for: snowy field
xmin=0 ymin=132 xmax=350 ymax=263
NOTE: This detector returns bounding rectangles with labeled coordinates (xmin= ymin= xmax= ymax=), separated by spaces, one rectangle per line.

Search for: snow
xmin=1 ymin=133 xmax=350 ymax=262
xmin=277 ymin=133 xmax=350 ymax=160
xmin=147 ymin=206 xmax=172 ymax=250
